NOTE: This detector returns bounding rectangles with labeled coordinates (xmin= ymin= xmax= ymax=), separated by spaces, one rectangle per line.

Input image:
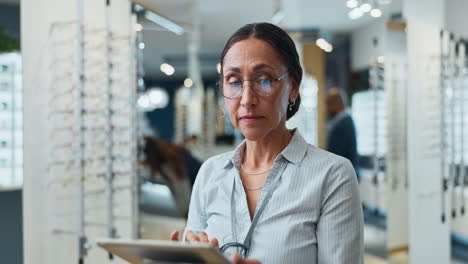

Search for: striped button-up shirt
xmin=184 ymin=129 xmax=364 ymax=264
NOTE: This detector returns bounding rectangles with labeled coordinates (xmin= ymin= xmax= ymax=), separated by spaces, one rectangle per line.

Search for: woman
xmin=171 ymin=22 xmax=363 ymax=264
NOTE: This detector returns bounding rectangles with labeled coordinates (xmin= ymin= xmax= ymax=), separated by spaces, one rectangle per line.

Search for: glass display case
xmin=0 ymin=52 xmax=22 ymax=189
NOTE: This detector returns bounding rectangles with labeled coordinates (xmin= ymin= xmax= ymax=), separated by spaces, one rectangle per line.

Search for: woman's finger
xmin=185 ymin=231 xmax=200 ymax=242
xmin=209 ymin=237 xmax=219 ymax=248
xmin=231 ymin=252 xmax=242 ymax=264
xmin=170 ymin=230 xmax=179 ymax=241
xmin=199 ymin=232 xmax=209 ymax=243
xmin=230 ymin=253 xmax=261 ymax=264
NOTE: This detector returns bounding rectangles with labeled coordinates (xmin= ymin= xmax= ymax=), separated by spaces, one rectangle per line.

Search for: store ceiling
xmin=0 ymin=0 xmax=401 ymax=82
xmin=135 ymin=0 xmax=402 ymax=82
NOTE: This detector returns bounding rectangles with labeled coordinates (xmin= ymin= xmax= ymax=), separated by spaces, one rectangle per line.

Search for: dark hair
xmin=220 ymin=22 xmax=302 ymax=120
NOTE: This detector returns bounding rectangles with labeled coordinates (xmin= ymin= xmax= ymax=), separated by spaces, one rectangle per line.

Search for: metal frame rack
xmin=46 ymin=1 xmax=139 ymax=263
xmin=380 ymin=58 xmax=408 ymax=192
xmin=368 ymin=60 xmax=388 ymax=214
xmin=440 ymin=31 xmax=467 ymax=223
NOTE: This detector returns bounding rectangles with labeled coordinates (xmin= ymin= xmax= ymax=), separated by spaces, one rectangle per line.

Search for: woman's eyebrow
xmin=252 ymin=64 xmax=274 ymax=72
xmin=224 ymin=64 xmax=275 ymax=74
xmin=224 ymin=66 xmax=241 ymax=73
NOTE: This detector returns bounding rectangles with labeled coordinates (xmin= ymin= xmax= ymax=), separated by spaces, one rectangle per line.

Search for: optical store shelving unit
xmin=44 ymin=2 xmax=140 ymax=263
xmin=0 ymin=52 xmax=22 ymax=190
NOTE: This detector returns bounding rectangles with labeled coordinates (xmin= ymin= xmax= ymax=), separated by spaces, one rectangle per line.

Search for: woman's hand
xmin=170 ymin=231 xmax=260 ymax=263
xmin=170 ymin=230 xmax=180 ymax=241
xmin=170 ymin=230 xmax=219 ymax=248
xmin=230 ymin=253 xmax=261 ymax=264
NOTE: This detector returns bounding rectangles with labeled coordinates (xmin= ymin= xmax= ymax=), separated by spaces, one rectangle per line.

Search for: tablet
xmin=97 ymin=238 xmax=231 ymax=264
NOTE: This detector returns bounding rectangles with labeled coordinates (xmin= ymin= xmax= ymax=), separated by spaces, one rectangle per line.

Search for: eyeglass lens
xmin=222 ymin=79 xmax=273 ymax=99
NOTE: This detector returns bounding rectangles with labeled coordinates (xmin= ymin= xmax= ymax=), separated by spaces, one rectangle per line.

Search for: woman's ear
xmin=289 ymin=80 xmax=300 ymax=102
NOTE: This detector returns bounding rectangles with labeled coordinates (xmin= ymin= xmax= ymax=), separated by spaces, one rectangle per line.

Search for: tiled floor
xmin=364 ymin=225 xmax=468 ymax=264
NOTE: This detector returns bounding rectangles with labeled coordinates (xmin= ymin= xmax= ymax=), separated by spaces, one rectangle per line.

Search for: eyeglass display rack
xmin=0 ymin=52 xmax=23 ymax=190
xmin=352 ymin=61 xmax=388 ymax=215
xmin=173 ymin=85 xmax=218 ymax=161
xmin=439 ymin=31 xmax=468 ymax=223
xmin=45 ymin=3 xmax=139 ymax=264
xmin=286 ymin=73 xmax=319 ymax=146
xmin=383 ymin=59 xmax=408 ymax=192
xmin=354 ymin=33 xmax=468 ymax=253
xmin=371 ymin=60 xmax=386 ymax=215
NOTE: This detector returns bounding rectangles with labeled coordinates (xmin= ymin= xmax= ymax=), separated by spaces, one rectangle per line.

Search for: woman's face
xmin=222 ymin=38 xmax=298 ymax=141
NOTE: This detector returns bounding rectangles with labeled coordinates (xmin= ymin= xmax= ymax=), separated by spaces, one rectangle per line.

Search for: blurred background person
xmin=326 ymin=88 xmax=359 ymax=181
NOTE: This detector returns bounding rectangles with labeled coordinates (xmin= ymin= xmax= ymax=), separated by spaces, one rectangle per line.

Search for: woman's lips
xmin=240 ymin=115 xmax=264 ymax=123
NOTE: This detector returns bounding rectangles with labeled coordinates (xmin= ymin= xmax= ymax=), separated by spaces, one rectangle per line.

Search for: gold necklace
xmin=240 ymin=165 xmax=272 ymax=175
xmin=242 ymin=182 xmax=263 ymax=191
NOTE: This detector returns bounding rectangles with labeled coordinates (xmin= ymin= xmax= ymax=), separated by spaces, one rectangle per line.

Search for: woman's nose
xmin=239 ymin=81 xmax=258 ymax=108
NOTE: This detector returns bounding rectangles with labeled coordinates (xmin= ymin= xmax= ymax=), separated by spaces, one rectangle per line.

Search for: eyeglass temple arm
xmin=275 ymin=72 xmax=289 ymax=81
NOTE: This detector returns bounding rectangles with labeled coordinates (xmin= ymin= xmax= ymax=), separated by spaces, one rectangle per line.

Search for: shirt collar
xmin=223 ymin=128 xmax=308 ymax=169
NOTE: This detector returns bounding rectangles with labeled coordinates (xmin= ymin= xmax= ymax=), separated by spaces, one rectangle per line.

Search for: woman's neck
xmin=242 ymin=127 xmax=293 ymax=170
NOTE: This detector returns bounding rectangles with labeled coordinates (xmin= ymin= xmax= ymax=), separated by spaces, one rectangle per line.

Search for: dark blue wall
xmin=325 ymin=34 xmax=351 ymax=102
xmin=0 ymin=5 xmax=22 ymax=263
xmin=0 ymin=189 xmax=23 ymax=264
xmin=0 ymin=4 xmax=20 ymax=40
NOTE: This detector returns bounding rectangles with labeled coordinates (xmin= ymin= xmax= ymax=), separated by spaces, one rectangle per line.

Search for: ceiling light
xmin=360 ymin=3 xmax=372 ymax=13
xmin=160 ymin=63 xmax=169 ymax=72
xmin=165 ymin=67 xmax=175 ymax=75
xmin=148 ymin=89 xmax=168 ymax=108
xmin=138 ymin=42 xmax=145 ymax=49
xmin=346 ymin=0 xmax=358 ymax=9
xmin=370 ymin=8 xmax=382 ymax=17
xmin=137 ymin=88 xmax=169 ymax=111
xmin=137 ymin=94 xmax=151 ymax=109
xmin=184 ymin=78 xmax=193 ymax=88
xmin=145 ymin=11 xmax=185 ymax=35
xmin=135 ymin=23 xmax=143 ymax=32
xmin=315 ymin=38 xmax=327 ymax=49
xmin=316 ymin=38 xmax=333 ymax=52
xmin=348 ymin=8 xmax=363 ymax=20
xmin=160 ymin=63 xmax=175 ymax=76
xmin=149 ymin=90 xmax=163 ymax=106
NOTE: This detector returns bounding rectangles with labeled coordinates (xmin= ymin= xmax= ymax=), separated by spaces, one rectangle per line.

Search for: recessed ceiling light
xmin=184 ymin=78 xmax=193 ymax=88
xmin=360 ymin=3 xmax=372 ymax=13
xmin=348 ymin=8 xmax=363 ymax=20
xmin=160 ymin=63 xmax=175 ymax=76
xmin=370 ymin=8 xmax=383 ymax=18
xmin=346 ymin=0 xmax=358 ymax=9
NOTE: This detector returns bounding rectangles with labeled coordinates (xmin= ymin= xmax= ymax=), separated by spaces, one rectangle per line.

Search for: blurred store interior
xmin=1 ymin=0 xmax=468 ymax=263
